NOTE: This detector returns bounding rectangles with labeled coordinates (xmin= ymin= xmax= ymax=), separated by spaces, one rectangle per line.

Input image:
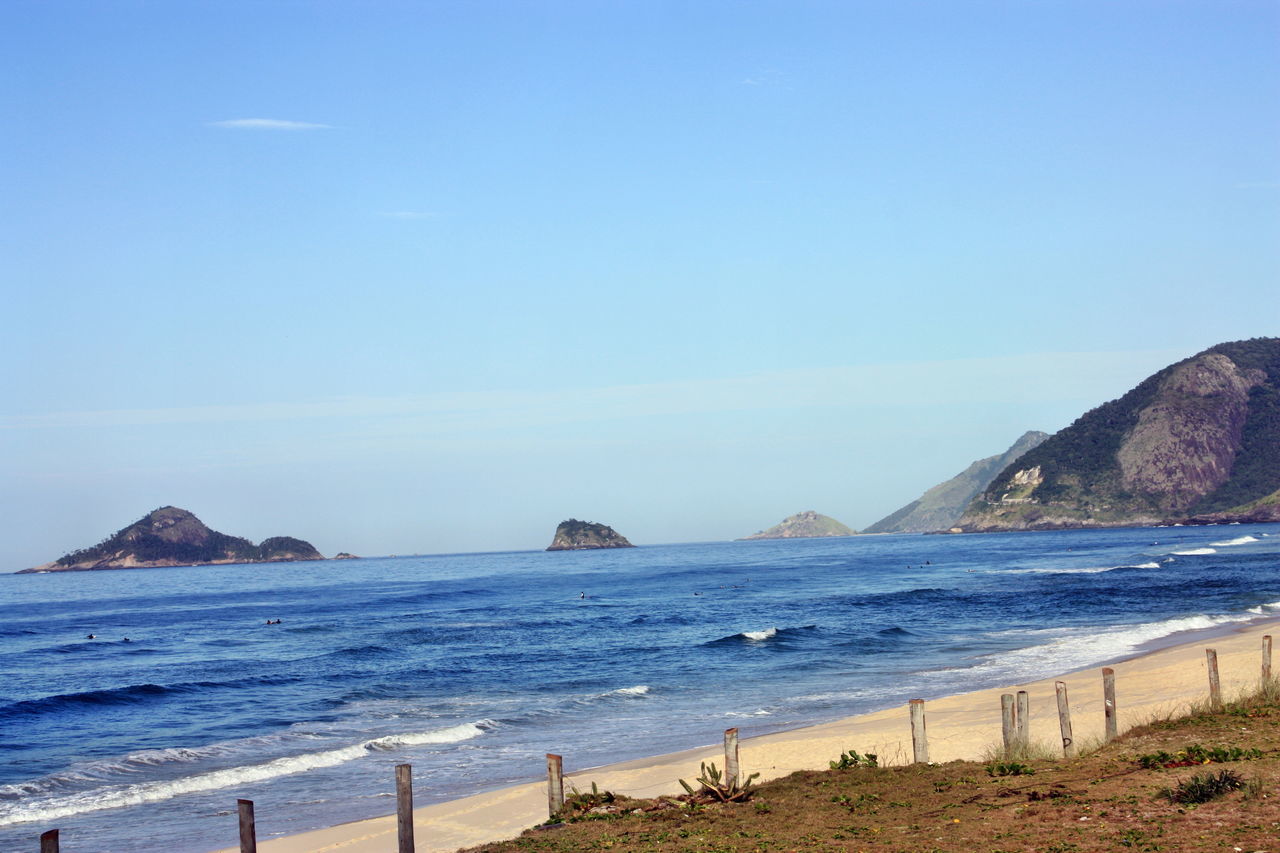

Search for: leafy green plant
xmin=985 ymin=761 xmax=1035 ymax=777
xmin=829 ymin=749 xmax=878 ymax=769
xmin=551 ymin=781 xmax=624 ymax=822
xmin=677 ymin=761 xmax=760 ymax=803
xmin=1137 ymin=743 xmax=1263 ymax=769
xmin=1161 ymin=768 xmax=1247 ymax=804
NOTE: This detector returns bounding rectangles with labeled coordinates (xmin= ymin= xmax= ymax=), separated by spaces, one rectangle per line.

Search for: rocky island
xmin=953 ymin=338 xmax=1280 ymax=532
xmin=546 ymin=519 xmax=635 ymax=551
xmin=19 ymin=506 xmax=325 ymax=573
xmin=739 ymin=511 xmax=857 ymax=540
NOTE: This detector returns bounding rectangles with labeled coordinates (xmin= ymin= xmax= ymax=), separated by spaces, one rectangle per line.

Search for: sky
xmin=2 ymin=0 xmax=1277 ymax=570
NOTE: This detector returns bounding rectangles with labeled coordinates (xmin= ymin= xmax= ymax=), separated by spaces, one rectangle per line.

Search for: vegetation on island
xmin=956 ymin=338 xmax=1280 ymax=531
xmin=739 ymin=511 xmax=857 ymax=540
xmin=464 ymin=680 xmax=1280 ymax=853
xmin=546 ymin=519 xmax=635 ymax=551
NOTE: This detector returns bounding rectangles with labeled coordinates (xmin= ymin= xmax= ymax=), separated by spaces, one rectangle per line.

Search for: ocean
xmin=2 ymin=524 xmax=1279 ymax=852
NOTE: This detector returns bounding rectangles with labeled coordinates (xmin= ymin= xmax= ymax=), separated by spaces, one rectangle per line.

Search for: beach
xmin=233 ymin=617 xmax=1280 ymax=853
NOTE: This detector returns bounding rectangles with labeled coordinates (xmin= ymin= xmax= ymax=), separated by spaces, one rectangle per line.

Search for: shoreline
xmin=223 ymin=615 xmax=1280 ymax=853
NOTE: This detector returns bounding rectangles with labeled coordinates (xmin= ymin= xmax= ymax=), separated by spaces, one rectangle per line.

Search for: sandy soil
xmin=217 ymin=619 xmax=1280 ymax=853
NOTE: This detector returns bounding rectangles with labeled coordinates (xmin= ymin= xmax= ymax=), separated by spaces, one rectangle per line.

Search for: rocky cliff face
xmin=954 ymin=338 xmax=1280 ymax=532
xmin=20 ymin=507 xmax=325 ymax=572
xmin=739 ymin=510 xmax=857 ymax=539
xmin=546 ymin=519 xmax=635 ymax=551
xmin=864 ymin=431 xmax=1050 ymax=534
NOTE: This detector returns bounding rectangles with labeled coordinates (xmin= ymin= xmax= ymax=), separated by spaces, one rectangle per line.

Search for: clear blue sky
xmin=2 ymin=1 xmax=1277 ymax=569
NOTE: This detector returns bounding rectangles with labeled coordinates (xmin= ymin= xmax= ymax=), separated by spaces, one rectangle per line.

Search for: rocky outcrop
xmin=333 ymin=552 xmax=360 ymax=560
xmin=19 ymin=507 xmax=325 ymax=572
xmin=546 ymin=519 xmax=635 ymax=551
xmin=739 ymin=511 xmax=857 ymax=540
xmin=864 ymin=431 xmax=1050 ymax=534
xmin=953 ymin=338 xmax=1280 ymax=532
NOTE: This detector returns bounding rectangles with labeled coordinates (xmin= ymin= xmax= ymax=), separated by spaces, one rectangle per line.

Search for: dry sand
xmin=221 ymin=618 xmax=1280 ymax=853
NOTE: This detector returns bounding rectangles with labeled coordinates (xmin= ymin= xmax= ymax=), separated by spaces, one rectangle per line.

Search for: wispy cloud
xmin=374 ymin=210 xmax=438 ymax=220
xmin=1 ymin=348 xmax=1185 ymax=434
xmin=208 ymin=118 xmax=332 ymax=131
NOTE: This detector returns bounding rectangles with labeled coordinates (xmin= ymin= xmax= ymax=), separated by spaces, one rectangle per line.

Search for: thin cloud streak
xmin=208 ymin=118 xmax=332 ymax=130
xmin=2 ymin=348 xmax=1185 ymax=433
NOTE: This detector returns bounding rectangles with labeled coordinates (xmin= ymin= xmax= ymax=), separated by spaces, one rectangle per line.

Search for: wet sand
xmin=221 ymin=618 xmax=1279 ymax=853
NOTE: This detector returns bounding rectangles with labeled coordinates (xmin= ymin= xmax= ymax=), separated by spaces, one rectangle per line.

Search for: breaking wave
xmin=1210 ymin=535 xmax=1259 ymax=547
xmin=1172 ymin=547 xmax=1217 ymax=556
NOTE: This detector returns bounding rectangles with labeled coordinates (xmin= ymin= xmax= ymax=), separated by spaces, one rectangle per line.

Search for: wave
xmin=606 ymin=685 xmax=650 ymax=697
xmin=0 ymin=675 xmax=303 ymax=721
xmin=999 ymin=561 xmax=1160 ymax=575
xmin=742 ymin=628 xmax=777 ymax=641
xmin=0 ymin=721 xmax=492 ymax=827
xmin=1210 ymin=535 xmax=1259 ymax=547
xmin=1172 ymin=548 xmax=1217 ymax=556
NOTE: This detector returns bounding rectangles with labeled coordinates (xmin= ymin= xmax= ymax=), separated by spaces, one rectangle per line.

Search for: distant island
xmin=546 ymin=519 xmax=635 ymax=551
xmin=954 ymin=337 xmax=1280 ymax=532
xmin=739 ymin=511 xmax=857 ymax=540
xmin=19 ymin=506 xmax=325 ymax=573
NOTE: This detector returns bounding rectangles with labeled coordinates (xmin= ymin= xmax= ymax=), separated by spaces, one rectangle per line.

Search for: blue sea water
xmin=2 ymin=524 xmax=1279 ymax=852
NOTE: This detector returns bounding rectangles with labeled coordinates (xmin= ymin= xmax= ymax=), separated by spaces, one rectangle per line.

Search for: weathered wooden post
xmin=1102 ymin=667 xmax=1118 ymax=743
xmin=237 ymin=798 xmax=257 ymax=853
xmin=395 ymin=763 xmax=415 ymax=853
xmin=1000 ymin=694 xmax=1016 ymax=755
xmin=724 ymin=727 xmax=740 ymax=787
xmin=1055 ymin=681 xmax=1076 ymax=758
xmin=39 ymin=829 xmax=58 ymax=853
xmin=1015 ymin=690 xmax=1030 ymax=751
xmin=1206 ymin=648 xmax=1222 ymax=709
xmin=909 ymin=698 xmax=929 ymax=764
xmin=546 ymin=753 xmax=564 ymax=818
xmin=1263 ymin=635 xmax=1273 ymax=682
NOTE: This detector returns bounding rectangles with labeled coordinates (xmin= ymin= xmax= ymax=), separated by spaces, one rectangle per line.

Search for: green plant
xmin=677 ymin=761 xmax=760 ymax=803
xmin=829 ymin=748 xmax=878 ymax=769
xmin=551 ymin=781 xmax=622 ymax=822
xmin=1137 ymin=743 xmax=1263 ymax=769
xmin=985 ymin=761 xmax=1035 ymax=777
xmin=1161 ymin=769 xmax=1247 ymax=804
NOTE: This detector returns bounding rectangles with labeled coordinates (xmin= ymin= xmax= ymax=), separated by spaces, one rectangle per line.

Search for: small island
xmin=19 ymin=506 xmax=325 ymax=573
xmin=739 ymin=510 xmax=858 ymax=540
xmin=546 ymin=519 xmax=635 ymax=551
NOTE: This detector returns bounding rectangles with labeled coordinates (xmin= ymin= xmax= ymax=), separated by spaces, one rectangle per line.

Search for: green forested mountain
xmin=955 ymin=338 xmax=1280 ymax=531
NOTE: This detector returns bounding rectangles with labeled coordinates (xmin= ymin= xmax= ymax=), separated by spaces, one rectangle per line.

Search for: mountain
xmin=546 ymin=519 xmax=635 ymax=551
xmin=864 ymin=431 xmax=1051 ymax=534
xmin=19 ymin=506 xmax=325 ymax=573
xmin=739 ymin=510 xmax=857 ymax=540
xmin=954 ymin=338 xmax=1280 ymax=532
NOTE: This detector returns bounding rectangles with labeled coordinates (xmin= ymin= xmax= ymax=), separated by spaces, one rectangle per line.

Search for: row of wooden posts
xmin=34 ymin=636 xmax=1274 ymax=853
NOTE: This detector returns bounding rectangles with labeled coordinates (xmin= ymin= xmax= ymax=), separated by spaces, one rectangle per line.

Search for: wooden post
xmin=39 ymin=829 xmax=58 ymax=853
xmin=1263 ymin=635 xmax=1273 ymax=682
xmin=1000 ymin=694 xmax=1015 ymax=755
xmin=1016 ymin=690 xmax=1030 ymax=751
xmin=237 ymin=799 xmax=257 ymax=853
xmin=1102 ymin=667 xmax=1118 ymax=743
xmin=546 ymin=753 xmax=564 ymax=818
xmin=395 ymin=763 xmax=414 ymax=853
xmin=1055 ymin=681 xmax=1076 ymax=758
xmin=909 ymin=699 xmax=929 ymax=764
xmin=1206 ymin=648 xmax=1222 ymax=709
xmin=723 ymin=727 xmax=740 ymax=787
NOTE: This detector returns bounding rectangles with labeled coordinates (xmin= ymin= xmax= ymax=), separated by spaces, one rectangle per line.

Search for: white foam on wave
xmin=1001 ymin=561 xmax=1160 ymax=575
xmin=609 ymin=685 xmax=650 ymax=697
xmin=0 ymin=721 xmax=491 ymax=827
xmin=946 ymin=612 xmax=1259 ymax=687
xmin=1172 ymin=547 xmax=1217 ymax=556
xmin=742 ymin=628 xmax=777 ymax=641
xmin=1210 ymin=535 xmax=1259 ymax=547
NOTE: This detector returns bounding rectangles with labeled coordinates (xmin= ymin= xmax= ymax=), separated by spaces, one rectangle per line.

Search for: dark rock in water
xmin=546 ymin=519 xmax=634 ymax=551
xmin=953 ymin=337 xmax=1280 ymax=532
xmin=739 ymin=510 xmax=857 ymax=540
xmin=864 ymin=430 xmax=1050 ymax=534
xmin=19 ymin=506 xmax=325 ymax=573
xmin=333 ymin=552 xmax=360 ymax=560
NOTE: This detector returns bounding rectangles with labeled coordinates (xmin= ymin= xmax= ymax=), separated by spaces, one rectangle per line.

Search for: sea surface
xmin=2 ymin=524 xmax=1279 ymax=852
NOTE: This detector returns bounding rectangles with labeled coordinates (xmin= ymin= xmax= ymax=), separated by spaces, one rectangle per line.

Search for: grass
xmin=462 ymin=679 xmax=1280 ymax=853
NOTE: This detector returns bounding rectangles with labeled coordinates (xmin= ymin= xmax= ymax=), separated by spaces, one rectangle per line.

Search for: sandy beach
xmin=223 ymin=617 xmax=1280 ymax=853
